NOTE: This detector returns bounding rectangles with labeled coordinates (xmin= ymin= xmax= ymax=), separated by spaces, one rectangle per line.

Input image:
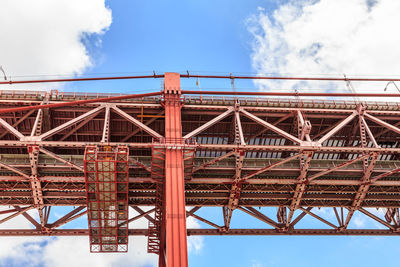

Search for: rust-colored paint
xmin=163 ymin=73 xmax=188 ymax=267
xmin=4 ymin=73 xmax=400 ymax=262
xmin=0 ymin=91 xmax=162 ymax=115
xmin=2 ymin=72 xmax=400 ymax=85
xmin=181 ymin=90 xmax=400 ymax=97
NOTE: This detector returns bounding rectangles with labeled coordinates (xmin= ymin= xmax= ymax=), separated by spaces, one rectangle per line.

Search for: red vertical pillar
xmin=162 ymin=73 xmax=188 ymax=267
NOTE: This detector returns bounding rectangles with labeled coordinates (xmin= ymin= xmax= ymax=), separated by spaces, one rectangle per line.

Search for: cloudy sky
xmin=1 ymin=0 xmax=400 ymax=266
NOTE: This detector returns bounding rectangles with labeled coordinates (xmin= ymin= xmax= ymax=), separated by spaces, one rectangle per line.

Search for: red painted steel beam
xmin=180 ymin=73 xmax=400 ymax=82
xmin=1 ymin=229 xmax=400 ymax=236
xmin=0 ymin=92 xmax=162 ymax=115
xmin=186 ymin=228 xmax=400 ymax=236
xmin=3 ymin=72 xmax=400 ymax=85
xmin=163 ymin=73 xmax=188 ymax=267
xmin=182 ymin=90 xmax=400 ymax=98
xmin=0 ymin=74 xmax=164 ymax=85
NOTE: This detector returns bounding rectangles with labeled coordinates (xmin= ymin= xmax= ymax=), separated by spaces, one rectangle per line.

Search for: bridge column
xmin=161 ymin=72 xmax=188 ymax=267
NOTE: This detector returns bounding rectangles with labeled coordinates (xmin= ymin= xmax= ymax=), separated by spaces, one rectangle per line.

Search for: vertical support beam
xmin=224 ymin=107 xmax=245 ymax=230
xmin=101 ymin=105 xmax=111 ymax=143
xmin=342 ymin=106 xmax=379 ymax=229
xmin=28 ymin=108 xmax=46 ymax=229
xmin=277 ymin=206 xmax=287 ymax=224
xmin=284 ymin=109 xmax=314 ymax=227
xmin=41 ymin=95 xmax=52 ymax=139
xmin=163 ymin=73 xmax=188 ymax=267
xmin=27 ymin=145 xmax=45 ymax=228
xmin=358 ymin=105 xmax=369 ymax=171
xmin=297 ymin=110 xmax=311 ymax=142
xmin=286 ymin=151 xmax=314 ymax=227
xmin=31 ymin=109 xmax=43 ymax=137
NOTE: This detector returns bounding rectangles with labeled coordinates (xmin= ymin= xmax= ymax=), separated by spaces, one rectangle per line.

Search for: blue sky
xmin=2 ymin=0 xmax=400 ymax=266
xmin=62 ymin=0 xmax=276 ymax=94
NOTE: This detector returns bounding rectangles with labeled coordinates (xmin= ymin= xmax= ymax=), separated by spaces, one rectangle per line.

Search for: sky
xmin=1 ymin=0 xmax=400 ymax=266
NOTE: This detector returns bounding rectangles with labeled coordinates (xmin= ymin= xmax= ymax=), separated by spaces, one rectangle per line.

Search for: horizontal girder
xmin=0 ymin=228 xmax=399 ymax=236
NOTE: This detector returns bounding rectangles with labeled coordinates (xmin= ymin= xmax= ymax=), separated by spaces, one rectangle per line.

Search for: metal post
xmin=162 ymin=72 xmax=188 ymax=267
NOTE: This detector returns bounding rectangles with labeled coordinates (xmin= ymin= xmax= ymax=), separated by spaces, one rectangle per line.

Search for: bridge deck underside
xmin=2 ymin=91 xmax=400 ymax=236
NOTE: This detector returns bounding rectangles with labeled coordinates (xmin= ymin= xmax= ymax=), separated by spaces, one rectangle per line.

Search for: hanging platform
xmin=84 ymin=145 xmax=129 ymax=252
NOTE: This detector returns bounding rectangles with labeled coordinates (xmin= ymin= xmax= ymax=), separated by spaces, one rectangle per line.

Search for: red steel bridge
xmin=2 ymin=72 xmax=400 ymax=266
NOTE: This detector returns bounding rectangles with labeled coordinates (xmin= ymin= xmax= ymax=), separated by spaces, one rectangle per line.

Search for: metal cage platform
xmin=84 ymin=145 xmax=129 ymax=252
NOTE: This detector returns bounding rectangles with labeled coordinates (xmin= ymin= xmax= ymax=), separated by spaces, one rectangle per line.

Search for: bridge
xmin=1 ymin=72 xmax=400 ymax=266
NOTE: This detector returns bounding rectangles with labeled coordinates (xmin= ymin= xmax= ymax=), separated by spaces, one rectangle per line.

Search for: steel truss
xmin=2 ymin=73 xmax=400 ymax=266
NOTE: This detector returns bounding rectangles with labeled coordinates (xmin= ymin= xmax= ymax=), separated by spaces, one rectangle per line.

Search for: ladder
xmin=148 ymin=142 xmax=166 ymax=254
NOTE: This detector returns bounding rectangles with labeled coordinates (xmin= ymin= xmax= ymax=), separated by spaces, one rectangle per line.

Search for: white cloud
xmin=0 ymin=0 xmax=112 ymax=90
xmin=186 ymin=216 xmax=204 ymax=254
xmin=0 ymin=207 xmax=157 ymax=267
xmin=41 ymin=236 xmax=157 ymax=267
xmin=0 ymin=207 xmax=46 ymax=266
xmin=38 ymin=208 xmax=159 ymax=267
xmin=0 ymin=207 xmax=204 ymax=267
xmin=251 ymin=259 xmax=264 ymax=267
xmin=248 ymin=0 xmax=400 ymax=97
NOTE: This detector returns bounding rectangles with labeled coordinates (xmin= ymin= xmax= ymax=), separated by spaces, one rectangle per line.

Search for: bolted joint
xmin=27 ymin=145 xmax=40 ymax=153
xmin=277 ymin=226 xmax=289 ymax=233
xmin=392 ymin=227 xmax=400 ymax=233
xmin=234 ymin=148 xmax=245 ymax=156
xmin=303 ymin=120 xmax=312 ymax=135
xmin=219 ymin=226 xmax=229 ymax=233
xmin=41 ymin=226 xmax=52 ymax=235
xmin=337 ymin=226 xmax=346 ymax=232
xmin=301 ymin=179 xmax=310 ymax=185
xmin=357 ymin=103 xmax=366 ymax=115
xmin=360 ymin=180 xmax=371 ymax=186
xmin=234 ymin=100 xmax=241 ymax=111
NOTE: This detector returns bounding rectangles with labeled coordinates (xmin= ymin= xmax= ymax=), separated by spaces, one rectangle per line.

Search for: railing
xmin=184 ymin=95 xmax=400 ymax=110
xmin=1 ymin=89 xmax=400 ymax=110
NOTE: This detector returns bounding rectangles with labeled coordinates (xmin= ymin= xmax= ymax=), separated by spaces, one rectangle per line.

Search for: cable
xmin=3 ymin=72 xmax=400 ymax=85
xmin=180 ymin=74 xmax=400 ymax=82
